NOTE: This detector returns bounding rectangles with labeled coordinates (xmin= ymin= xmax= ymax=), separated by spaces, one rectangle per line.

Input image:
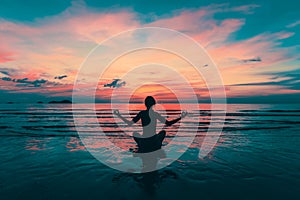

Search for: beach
xmin=0 ymin=103 xmax=299 ymax=200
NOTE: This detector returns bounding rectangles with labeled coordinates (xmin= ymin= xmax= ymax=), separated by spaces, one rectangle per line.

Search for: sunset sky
xmin=0 ymin=0 xmax=299 ymax=103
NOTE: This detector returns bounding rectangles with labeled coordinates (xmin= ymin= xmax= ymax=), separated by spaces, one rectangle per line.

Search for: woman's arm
xmin=157 ymin=111 xmax=188 ymax=126
xmin=165 ymin=117 xmax=181 ymax=126
xmin=113 ymin=110 xmax=139 ymax=126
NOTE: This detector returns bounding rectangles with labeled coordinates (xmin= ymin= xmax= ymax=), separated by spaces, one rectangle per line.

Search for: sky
xmin=0 ymin=0 xmax=299 ymax=103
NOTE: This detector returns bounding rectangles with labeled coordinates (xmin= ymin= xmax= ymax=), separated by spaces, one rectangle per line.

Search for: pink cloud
xmin=229 ymin=4 xmax=260 ymax=14
xmin=147 ymin=7 xmax=245 ymax=48
xmin=0 ymin=50 xmax=14 ymax=63
xmin=211 ymin=31 xmax=297 ymax=76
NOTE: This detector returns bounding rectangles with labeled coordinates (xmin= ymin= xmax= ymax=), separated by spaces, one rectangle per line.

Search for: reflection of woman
xmin=114 ymin=96 xmax=187 ymax=152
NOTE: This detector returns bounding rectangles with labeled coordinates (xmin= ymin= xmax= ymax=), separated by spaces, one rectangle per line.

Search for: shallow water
xmin=0 ymin=103 xmax=299 ymax=200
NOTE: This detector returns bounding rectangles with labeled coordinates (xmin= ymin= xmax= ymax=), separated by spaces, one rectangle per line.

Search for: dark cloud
xmin=103 ymin=79 xmax=126 ymax=88
xmin=1 ymin=77 xmax=12 ymax=81
xmin=54 ymin=75 xmax=68 ymax=80
xmin=230 ymin=81 xmax=278 ymax=86
xmin=1 ymin=77 xmax=47 ymax=87
xmin=230 ymin=68 xmax=300 ymax=90
xmin=227 ymin=93 xmax=300 ymax=104
xmin=0 ymin=67 xmax=18 ymax=76
xmin=230 ymin=78 xmax=300 ymax=90
xmin=242 ymin=57 xmax=262 ymax=63
xmin=0 ymin=71 xmax=10 ymax=76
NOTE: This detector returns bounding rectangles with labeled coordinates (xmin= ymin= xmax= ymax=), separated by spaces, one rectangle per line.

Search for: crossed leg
xmin=133 ymin=130 xmax=166 ymax=151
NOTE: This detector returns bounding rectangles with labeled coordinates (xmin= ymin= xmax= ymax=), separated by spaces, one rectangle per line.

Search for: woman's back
xmin=133 ymin=109 xmax=166 ymax=137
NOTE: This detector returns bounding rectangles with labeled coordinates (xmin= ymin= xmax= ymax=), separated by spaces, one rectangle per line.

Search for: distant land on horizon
xmin=48 ymin=100 xmax=72 ymax=104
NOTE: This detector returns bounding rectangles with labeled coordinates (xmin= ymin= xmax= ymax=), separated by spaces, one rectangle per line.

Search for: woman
xmin=114 ymin=96 xmax=187 ymax=152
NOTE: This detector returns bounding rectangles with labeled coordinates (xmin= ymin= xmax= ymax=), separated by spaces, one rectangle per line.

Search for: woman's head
xmin=144 ymin=96 xmax=156 ymax=109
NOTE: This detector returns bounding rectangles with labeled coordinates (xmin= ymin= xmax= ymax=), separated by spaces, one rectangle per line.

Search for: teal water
xmin=0 ymin=104 xmax=299 ymax=200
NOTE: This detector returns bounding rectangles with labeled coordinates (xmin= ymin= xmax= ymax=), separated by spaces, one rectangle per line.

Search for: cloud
xmin=0 ymin=2 xmax=299 ymax=102
xmin=146 ymin=5 xmax=246 ymax=48
xmin=54 ymin=75 xmax=68 ymax=80
xmin=231 ymin=81 xmax=284 ymax=87
xmin=1 ymin=76 xmax=47 ymax=87
xmin=0 ymin=71 xmax=9 ymax=76
xmin=227 ymin=93 xmax=300 ymax=104
xmin=229 ymin=68 xmax=300 ymax=92
xmin=0 ymin=2 xmax=140 ymax=87
xmin=242 ymin=56 xmax=262 ymax=63
xmin=0 ymin=50 xmax=14 ymax=63
xmin=229 ymin=4 xmax=260 ymax=14
xmin=1 ymin=77 xmax=11 ymax=81
xmin=209 ymin=31 xmax=296 ymax=69
xmin=0 ymin=71 xmax=9 ymax=78
xmin=287 ymin=20 xmax=300 ymax=28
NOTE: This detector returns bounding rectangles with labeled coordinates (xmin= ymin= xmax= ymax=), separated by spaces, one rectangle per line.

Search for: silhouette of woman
xmin=114 ymin=96 xmax=187 ymax=152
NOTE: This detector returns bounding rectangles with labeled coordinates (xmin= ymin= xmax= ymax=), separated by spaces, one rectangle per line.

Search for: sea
xmin=0 ymin=103 xmax=299 ymax=200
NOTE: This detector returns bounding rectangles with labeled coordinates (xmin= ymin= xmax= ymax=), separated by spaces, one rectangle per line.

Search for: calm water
xmin=0 ymin=103 xmax=299 ymax=200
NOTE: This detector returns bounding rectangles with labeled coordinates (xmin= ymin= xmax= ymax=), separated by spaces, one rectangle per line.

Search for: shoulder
xmin=139 ymin=110 xmax=147 ymax=116
xmin=152 ymin=111 xmax=161 ymax=117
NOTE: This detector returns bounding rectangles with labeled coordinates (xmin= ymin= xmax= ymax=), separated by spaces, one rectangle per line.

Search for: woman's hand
xmin=181 ymin=110 xmax=188 ymax=118
xmin=113 ymin=109 xmax=121 ymax=117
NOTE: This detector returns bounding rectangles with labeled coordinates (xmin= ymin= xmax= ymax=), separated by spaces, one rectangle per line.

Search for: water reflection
xmin=132 ymin=170 xmax=177 ymax=197
xmin=113 ymin=168 xmax=177 ymax=197
xmin=133 ymin=149 xmax=168 ymax=196
xmin=66 ymin=137 xmax=85 ymax=152
xmin=111 ymin=148 xmax=178 ymax=197
xmin=25 ymin=139 xmax=46 ymax=151
xmin=132 ymin=149 xmax=166 ymax=173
